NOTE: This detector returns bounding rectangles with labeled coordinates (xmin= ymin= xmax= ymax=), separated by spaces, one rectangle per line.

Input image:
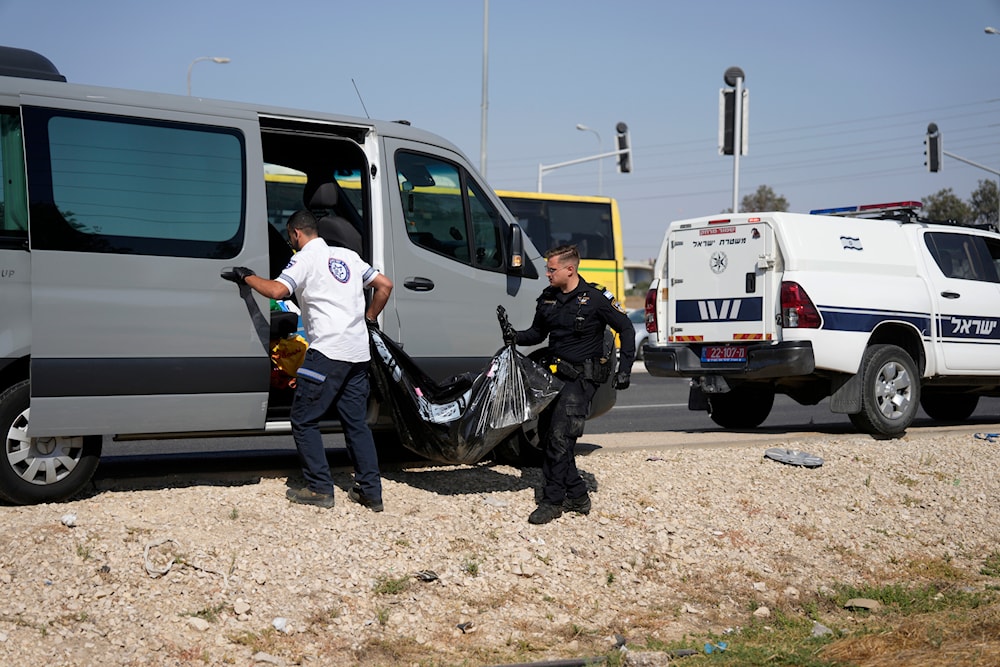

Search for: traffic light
xmin=720 ymin=89 xmax=736 ymax=155
xmin=615 ymin=122 xmax=631 ymax=173
xmin=924 ymin=123 xmax=941 ymax=173
xmin=718 ymin=88 xmax=749 ymax=156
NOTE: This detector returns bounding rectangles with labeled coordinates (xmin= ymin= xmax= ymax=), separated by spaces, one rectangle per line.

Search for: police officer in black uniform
xmin=502 ymin=244 xmax=635 ymax=524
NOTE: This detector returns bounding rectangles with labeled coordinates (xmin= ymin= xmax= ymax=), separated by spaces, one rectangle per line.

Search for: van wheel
xmin=0 ymin=381 xmax=102 ymax=505
xmin=707 ymin=383 xmax=775 ymax=429
xmin=920 ymin=391 xmax=979 ymax=422
xmin=491 ymin=419 xmax=544 ymax=468
xmin=848 ymin=344 xmax=919 ymax=436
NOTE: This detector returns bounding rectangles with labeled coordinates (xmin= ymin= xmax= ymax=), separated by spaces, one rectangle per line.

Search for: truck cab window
xmin=925 ymin=232 xmax=999 ymax=283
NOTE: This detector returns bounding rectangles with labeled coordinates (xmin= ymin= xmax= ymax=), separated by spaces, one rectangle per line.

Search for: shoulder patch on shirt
xmin=328 ymin=258 xmax=350 ymax=283
xmin=284 ymin=258 xmax=297 ymax=270
xmin=593 ymin=282 xmax=625 ymax=312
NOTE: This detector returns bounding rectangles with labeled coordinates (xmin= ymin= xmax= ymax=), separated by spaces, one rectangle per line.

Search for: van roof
xmin=0 ymin=45 xmax=463 ymax=157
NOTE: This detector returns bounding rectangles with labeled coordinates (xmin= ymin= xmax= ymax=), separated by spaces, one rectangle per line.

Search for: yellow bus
xmin=263 ymin=168 xmax=625 ymax=303
xmin=496 ymin=191 xmax=626 ymax=303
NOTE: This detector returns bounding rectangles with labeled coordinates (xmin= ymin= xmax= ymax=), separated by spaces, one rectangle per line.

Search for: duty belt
xmin=547 ymin=357 xmax=612 ymax=383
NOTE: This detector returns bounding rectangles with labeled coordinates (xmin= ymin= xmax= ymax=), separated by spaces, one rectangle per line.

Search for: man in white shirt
xmin=232 ymin=210 xmax=393 ymax=511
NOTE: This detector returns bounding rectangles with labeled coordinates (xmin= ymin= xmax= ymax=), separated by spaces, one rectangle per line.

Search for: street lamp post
xmin=187 ymin=56 xmax=230 ymax=96
xmin=576 ymin=124 xmax=602 ymax=195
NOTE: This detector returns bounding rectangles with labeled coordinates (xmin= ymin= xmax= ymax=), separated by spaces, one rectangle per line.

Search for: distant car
xmin=628 ymin=309 xmax=650 ymax=360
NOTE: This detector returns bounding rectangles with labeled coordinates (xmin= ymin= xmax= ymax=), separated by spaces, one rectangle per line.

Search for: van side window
xmin=466 ymin=179 xmax=503 ymax=269
xmin=22 ymin=108 xmax=245 ymax=258
xmin=395 ymin=150 xmax=505 ymax=272
xmin=0 ymin=110 xmax=28 ymax=246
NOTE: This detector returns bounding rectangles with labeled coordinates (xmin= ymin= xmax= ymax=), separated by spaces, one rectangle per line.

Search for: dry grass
xmin=821 ymin=604 xmax=1000 ymax=666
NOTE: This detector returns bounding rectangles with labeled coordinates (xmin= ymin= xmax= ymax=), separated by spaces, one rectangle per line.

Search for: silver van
xmin=0 ymin=46 xmax=620 ymax=505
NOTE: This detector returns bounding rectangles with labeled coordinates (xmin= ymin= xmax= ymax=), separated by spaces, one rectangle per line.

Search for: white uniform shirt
xmin=276 ymin=237 xmax=379 ymax=363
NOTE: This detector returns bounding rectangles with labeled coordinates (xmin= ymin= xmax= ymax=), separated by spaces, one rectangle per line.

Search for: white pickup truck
xmin=641 ymin=202 xmax=1000 ymax=436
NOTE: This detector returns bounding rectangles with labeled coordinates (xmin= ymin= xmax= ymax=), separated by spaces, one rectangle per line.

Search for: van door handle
xmin=941 ymin=291 xmax=960 ymax=299
xmin=403 ymin=276 xmax=435 ymax=292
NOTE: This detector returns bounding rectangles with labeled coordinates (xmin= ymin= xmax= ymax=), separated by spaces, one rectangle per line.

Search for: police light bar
xmin=809 ymin=205 xmax=858 ymax=216
xmin=809 ymin=201 xmax=923 ymax=217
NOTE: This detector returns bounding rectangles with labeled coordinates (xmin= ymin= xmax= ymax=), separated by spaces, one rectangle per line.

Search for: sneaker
xmin=348 ymin=485 xmax=384 ymax=513
xmin=286 ymin=486 xmax=334 ymax=509
xmin=563 ymin=494 xmax=592 ymax=515
xmin=528 ymin=503 xmax=563 ymax=525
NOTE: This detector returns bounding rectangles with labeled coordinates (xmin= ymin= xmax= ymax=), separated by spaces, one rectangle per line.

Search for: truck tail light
xmin=780 ymin=281 xmax=821 ymax=328
xmin=644 ymin=287 xmax=658 ymax=333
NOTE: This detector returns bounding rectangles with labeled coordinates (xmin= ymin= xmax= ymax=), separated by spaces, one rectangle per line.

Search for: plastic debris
xmin=413 ymin=570 xmax=439 ymax=582
xmin=974 ymin=432 xmax=1000 ymax=443
xmin=705 ymin=641 xmax=728 ymax=654
xmin=60 ymin=513 xmax=77 ymax=527
xmin=811 ymin=621 xmax=834 ymax=637
xmin=764 ymin=447 xmax=824 ymax=468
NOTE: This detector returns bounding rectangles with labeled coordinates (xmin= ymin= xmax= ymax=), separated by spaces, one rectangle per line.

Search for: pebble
xmin=0 ymin=437 xmax=996 ymax=665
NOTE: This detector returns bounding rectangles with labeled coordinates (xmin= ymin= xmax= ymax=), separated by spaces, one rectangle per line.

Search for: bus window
xmin=498 ymin=190 xmax=624 ymax=302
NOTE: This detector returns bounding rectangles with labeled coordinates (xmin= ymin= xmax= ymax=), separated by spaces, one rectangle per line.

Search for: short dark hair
xmin=546 ymin=244 xmax=580 ymax=267
xmin=286 ymin=209 xmax=318 ymax=234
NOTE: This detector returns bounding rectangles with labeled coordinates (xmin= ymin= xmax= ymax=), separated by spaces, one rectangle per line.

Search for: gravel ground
xmin=2 ymin=429 xmax=999 ymax=666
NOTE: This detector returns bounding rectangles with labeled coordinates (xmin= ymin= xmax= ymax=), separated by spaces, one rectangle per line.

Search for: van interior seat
xmin=270 ymin=310 xmax=299 ymax=341
xmin=304 ymin=179 xmax=363 ymax=255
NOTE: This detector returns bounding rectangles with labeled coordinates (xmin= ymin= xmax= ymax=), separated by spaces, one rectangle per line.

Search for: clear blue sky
xmin=3 ymin=0 xmax=998 ymax=261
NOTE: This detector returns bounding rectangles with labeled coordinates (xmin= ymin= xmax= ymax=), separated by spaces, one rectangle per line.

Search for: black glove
xmin=497 ymin=305 xmax=517 ymax=347
xmin=613 ymin=371 xmax=631 ymax=390
xmin=223 ymin=266 xmax=256 ymax=285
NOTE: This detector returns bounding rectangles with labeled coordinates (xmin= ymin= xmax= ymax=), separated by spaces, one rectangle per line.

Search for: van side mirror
xmin=507 ymin=224 xmax=525 ymax=276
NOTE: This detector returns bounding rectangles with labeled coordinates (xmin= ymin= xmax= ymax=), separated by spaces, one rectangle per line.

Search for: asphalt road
xmin=590 ymin=370 xmax=1000 ymax=434
xmin=96 ymin=368 xmax=1000 ymax=485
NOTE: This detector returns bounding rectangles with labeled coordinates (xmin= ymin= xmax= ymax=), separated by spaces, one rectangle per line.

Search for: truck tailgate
xmin=668 ymin=219 xmax=775 ymax=345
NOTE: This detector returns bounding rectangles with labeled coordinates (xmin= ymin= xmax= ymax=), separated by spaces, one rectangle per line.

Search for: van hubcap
xmin=6 ymin=408 xmax=84 ymax=486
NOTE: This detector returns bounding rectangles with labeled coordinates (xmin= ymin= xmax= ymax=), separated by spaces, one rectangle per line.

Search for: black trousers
xmin=541 ymin=376 xmax=597 ymax=504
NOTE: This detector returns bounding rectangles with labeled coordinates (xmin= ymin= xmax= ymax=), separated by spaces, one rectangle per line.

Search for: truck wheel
xmin=707 ymin=383 xmax=775 ymax=429
xmin=919 ymin=391 xmax=979 ymax=422
xmin=0 ymin=381 xmax=102 ymax=505
xmin=848 ymin=344 xmax=919 ymax=436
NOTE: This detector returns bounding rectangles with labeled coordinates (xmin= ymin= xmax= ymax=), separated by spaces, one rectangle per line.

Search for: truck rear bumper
xmin=643 ymin=341 xmax=815 ymax=380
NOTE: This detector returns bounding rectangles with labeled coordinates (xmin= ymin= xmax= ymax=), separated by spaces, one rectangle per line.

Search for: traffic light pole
xmin=536 ymin=148 xmax=628 ymax=192
xmin=943 ymin=150 xmax=1000 ymax=230
xmin=941 ymin=151 xmax=1000 ymax=178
